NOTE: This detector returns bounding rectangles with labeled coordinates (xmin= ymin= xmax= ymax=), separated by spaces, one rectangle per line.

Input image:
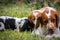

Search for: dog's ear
xmin=28 ymin=13 xmax=33 ymax=23
xmin=55 ymin=12 xmax=59 ymax=28
xmin=35 ymin=13 xmax=42 ymax=29
xmin=28 ymin=12 xmax=35 ymax=23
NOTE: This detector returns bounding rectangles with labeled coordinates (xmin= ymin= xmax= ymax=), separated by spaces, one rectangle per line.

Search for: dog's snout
xmin=48 ymin=28 xmax=54 ymax=35
xmin=49 ymin=28 xmax=53 ymax=31
xmin=46 ymin=22 xmax=55 ymax=35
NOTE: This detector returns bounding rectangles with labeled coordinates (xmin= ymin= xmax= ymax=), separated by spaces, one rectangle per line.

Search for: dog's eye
xmin=43 ymin=21 xmax=48 ymax=24
xmin=32 ymin=18 xmax=35 ymax=20
xmin=51 ymin=19 xmax=56 ymax=23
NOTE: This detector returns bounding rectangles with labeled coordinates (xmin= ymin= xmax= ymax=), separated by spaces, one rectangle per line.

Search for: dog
xmin=0 ymin=16 xmax=34 ymax=32
xmin=30 ymin=7 xmax=59 ymax=36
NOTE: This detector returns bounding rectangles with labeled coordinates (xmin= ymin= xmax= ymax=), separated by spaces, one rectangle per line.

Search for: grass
xmin=0 ymin=3 xmax=34 ymax=18
xmin=0 ymin=2 xmax=60 ymax=40
xmin=0 ymin=30 xmax=46 ymax=40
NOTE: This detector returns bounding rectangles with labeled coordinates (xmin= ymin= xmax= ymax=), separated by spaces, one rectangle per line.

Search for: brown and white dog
xmin=28 ymin=7 xmax=59 ymax=35
xmin=39 ymin=7 xmax=59 ymax=35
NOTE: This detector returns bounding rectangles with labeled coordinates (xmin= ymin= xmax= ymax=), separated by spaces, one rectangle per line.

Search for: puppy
xmin=0 ymin=16 xmax=34 ymax=32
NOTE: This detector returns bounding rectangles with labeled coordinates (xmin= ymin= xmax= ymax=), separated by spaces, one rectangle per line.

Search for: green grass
xmin=0 ymin=30 xmax=46 ymax=40
xmin=0 ymin=3 xmax=35 ymax=18
xmin=0 ymin=3 xmax=60 ymax=40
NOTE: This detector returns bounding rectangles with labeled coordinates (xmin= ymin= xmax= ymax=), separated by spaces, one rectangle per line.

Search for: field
xmin=0 ymin=2 xmax=60 ymax=40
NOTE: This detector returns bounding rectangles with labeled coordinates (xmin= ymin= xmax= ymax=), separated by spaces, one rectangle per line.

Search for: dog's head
xmin=36 ymin=7 xmax=59 ymax=35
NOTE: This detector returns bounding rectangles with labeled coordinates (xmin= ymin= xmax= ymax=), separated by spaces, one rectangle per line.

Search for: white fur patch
xmin=32 ymin=25 xmax=43 ymax=35
xmin=46 ymin=34 xmax=54 ymax=39
xmin=53 ymin=28 xmax=60 ymax=38
xmin=46 ymin=9 xmax=51 ymax=18
xmin=33 ymin=18 xmax=37 ymax=27
xmin=45 ymin=7 xmax=56 ymax=19
xmin=32 ymin=24 xmax=47 ymax=36
xmin=0 ymin=22 xmax=5 ymax=30
xmin=47 ymin=7 xmax=56 ymax=11
xmin=39 ymin=7 xmax=56 ymax=13
xmin=0 ymin=16 xmax=13 ymax=22
xmin=33 ymin=10 xmax=39 ymax=27
xmin=39 ymin=8 xmax=46 ymax=13
xmin=15 ymin=18 xmax=21 ymax=31
xmin=20 ymin=20 xmax=25 ymax=28
xmin=45 ymin=28 xmax=60 ymax=39
xmin=15 ymin=17 xmax=28 ymax=31
xmin=33 ymin=10 xmax=39 ymax=17
xmin=0 ymin=16 xmax=7 ymax=22
xmin=19 ymin=17 xmax=28 ymax=28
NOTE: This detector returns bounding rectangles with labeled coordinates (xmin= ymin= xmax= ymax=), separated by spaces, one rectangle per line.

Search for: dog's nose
xmin=48 ymin=26 xmax=53 ymax=30
xmin=48 ymin=26 xmax=54 ymax=31
xmin=49 ymin=28 xmax=53 ymax=31
xmin=48 ymin=28 xmax=54 ymax=35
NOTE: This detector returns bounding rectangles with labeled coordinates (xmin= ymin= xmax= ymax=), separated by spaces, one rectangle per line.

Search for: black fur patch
xmin=0 ymin=18 xmax=4 ymax=23
xmin=5 ymin=18 xmax=16 ymax=30
xmin=19 ymin=19 xmax=34 ymax=32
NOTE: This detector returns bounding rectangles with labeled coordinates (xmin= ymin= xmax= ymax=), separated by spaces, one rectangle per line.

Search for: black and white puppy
xmin=0 ymin=16 xmax=34 ymax=32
